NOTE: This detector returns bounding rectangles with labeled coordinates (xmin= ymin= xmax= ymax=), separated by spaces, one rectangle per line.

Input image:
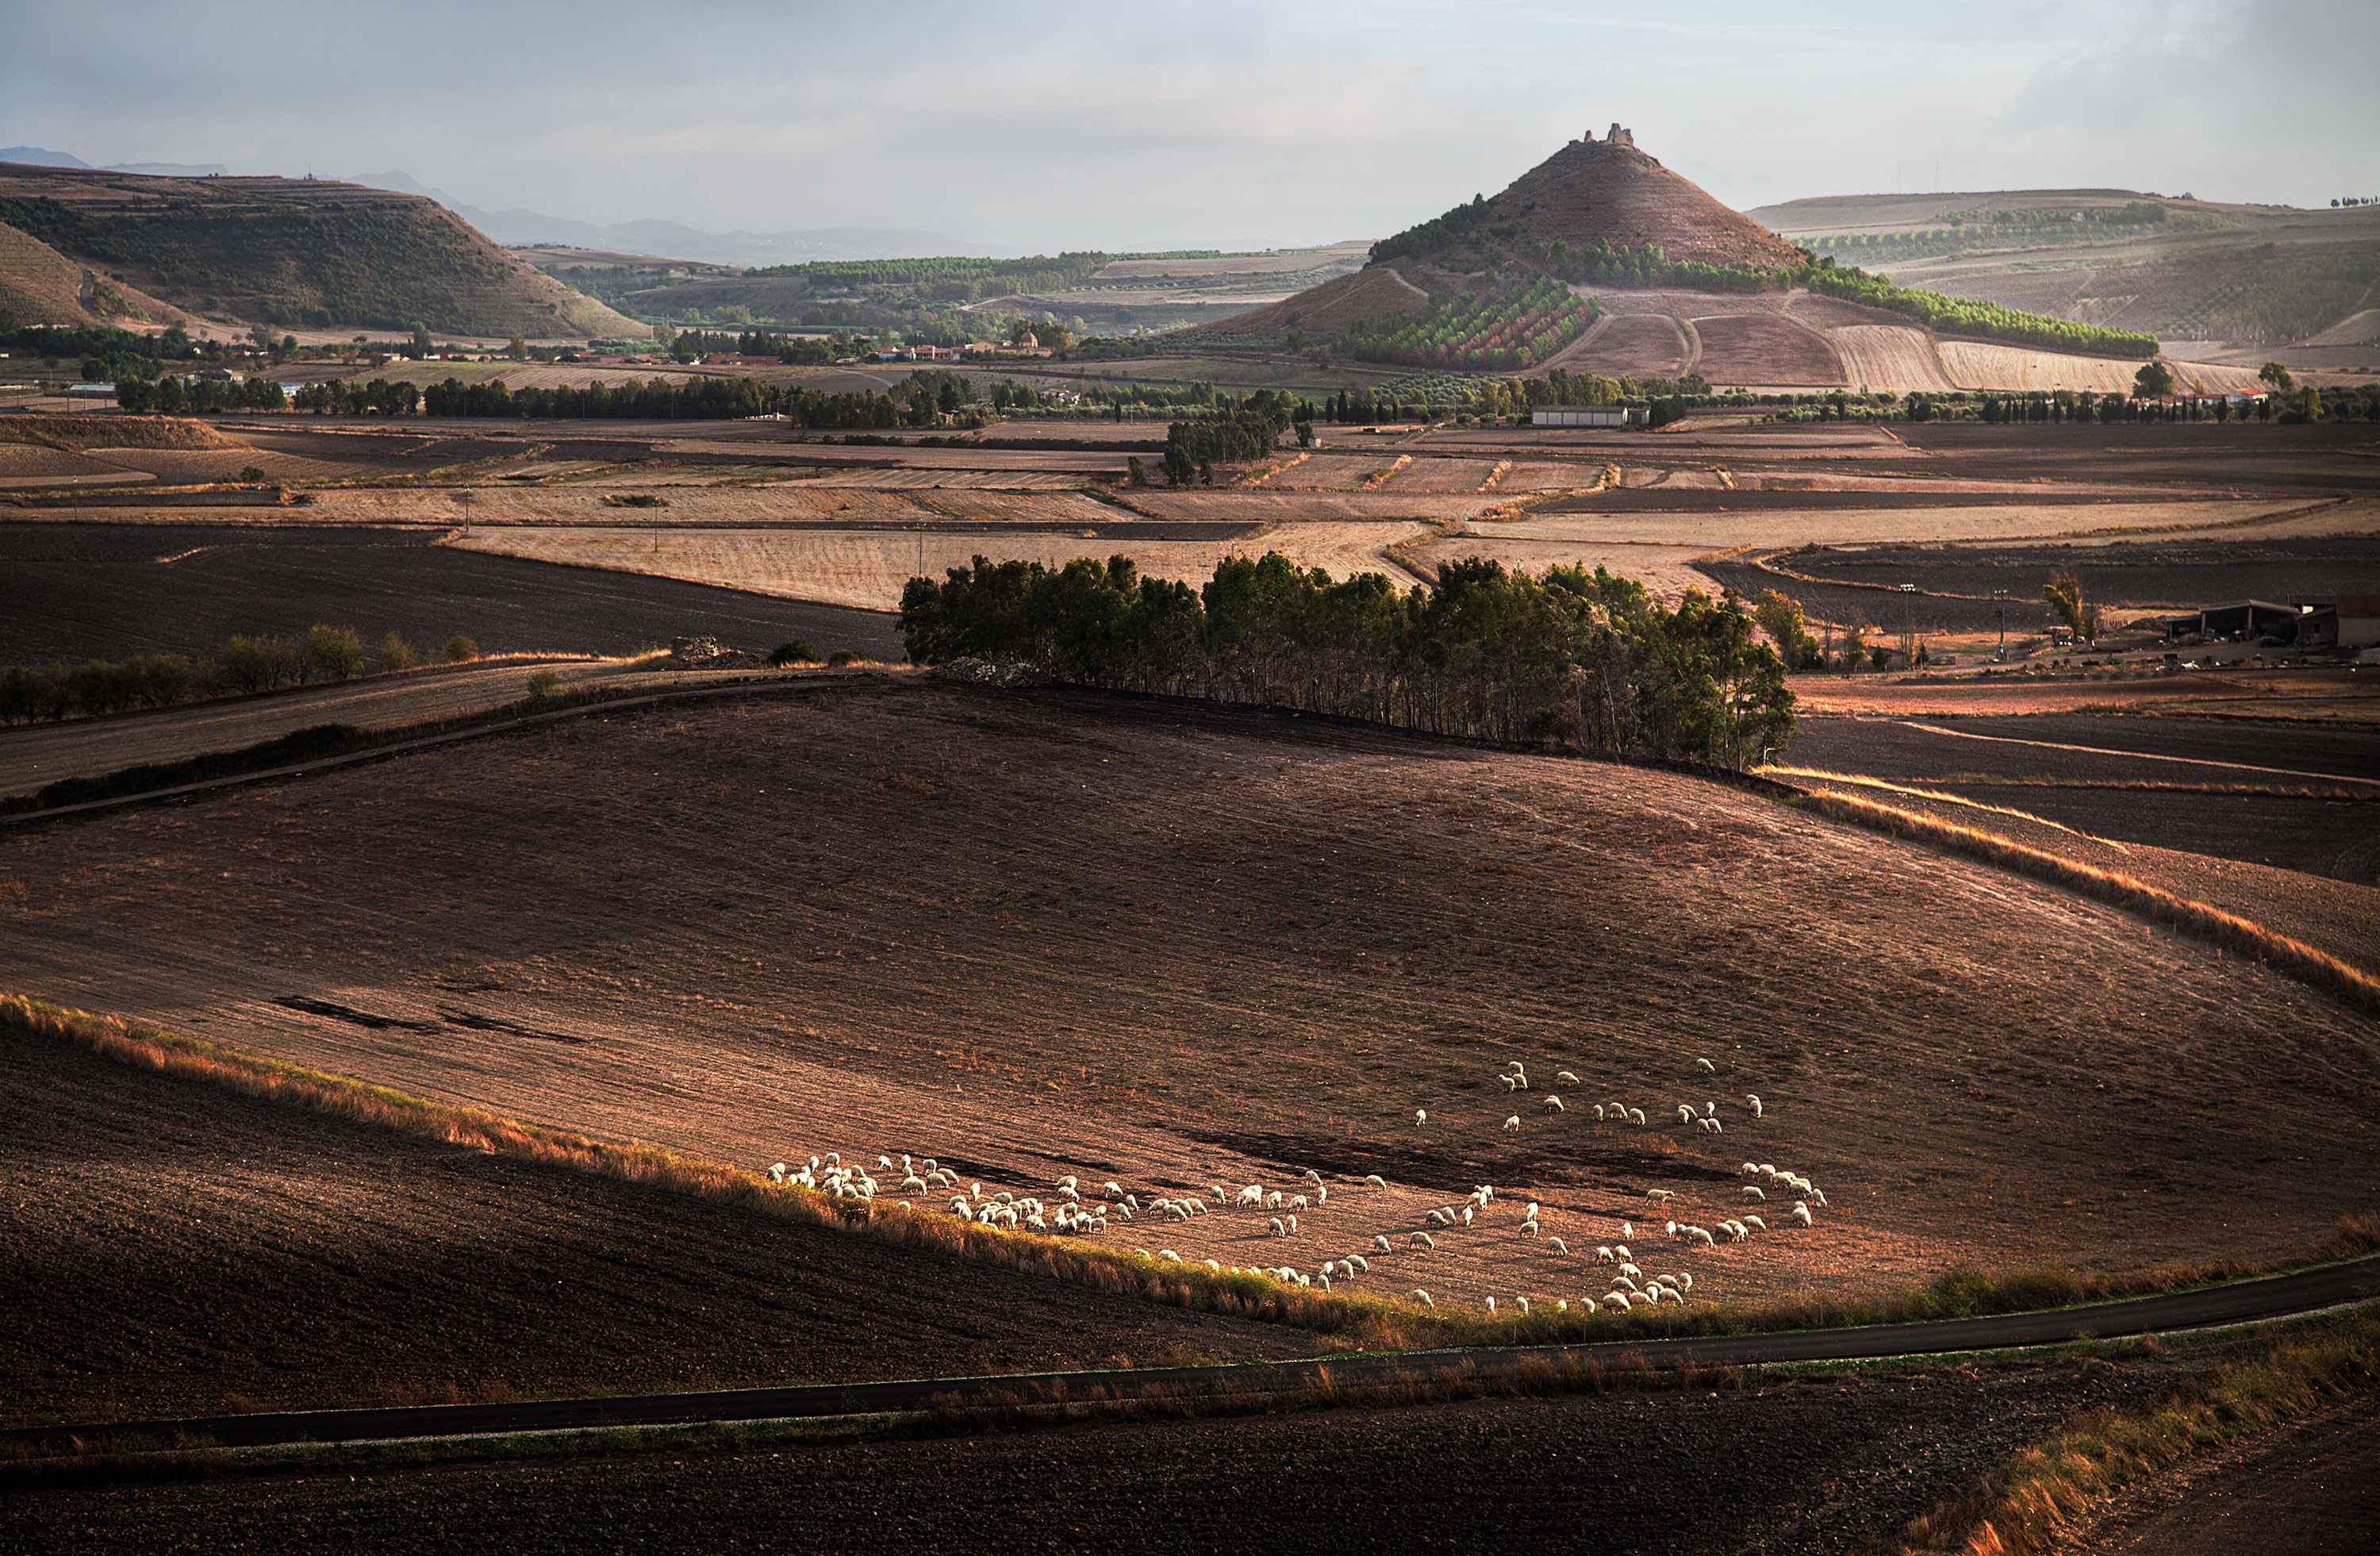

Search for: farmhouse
xmin=2291 ymin=595 xmax=2380 ymax=651
xmin=2161 ymin=599 xmax=2303 ymax=645
xmin=1533 ymin=404 xmax=1648 ymax=428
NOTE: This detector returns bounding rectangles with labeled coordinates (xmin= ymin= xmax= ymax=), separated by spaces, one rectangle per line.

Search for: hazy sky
xmin=6 ymin=0 xmax=2375 ymax=252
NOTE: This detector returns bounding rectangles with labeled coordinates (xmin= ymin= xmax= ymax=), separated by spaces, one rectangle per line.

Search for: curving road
xmin=11 ymin=1253 xmax=2375 ymax=1454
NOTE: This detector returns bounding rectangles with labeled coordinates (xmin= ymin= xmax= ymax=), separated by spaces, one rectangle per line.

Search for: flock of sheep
xmin=763 ymin=1054 xmax=1829 ymax=1316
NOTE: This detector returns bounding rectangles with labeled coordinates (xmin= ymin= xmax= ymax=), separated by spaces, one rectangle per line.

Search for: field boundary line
xmin=1897 ymin=720 xmax=2380 ymax=786
xmin=1791 ymin=789 xmax=2380 ymax=1014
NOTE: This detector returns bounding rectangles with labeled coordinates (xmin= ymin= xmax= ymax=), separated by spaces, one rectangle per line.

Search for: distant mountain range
xmin=0 ymin=149 xmax=967 ymax=267
xmin=1 ymin=145 xmax=228 ymax=178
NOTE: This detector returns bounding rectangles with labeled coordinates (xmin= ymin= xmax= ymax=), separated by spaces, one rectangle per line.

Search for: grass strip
xmin=1764 ymin=767 xmax=2121 ymax=848
xmin=1792 ymin=789 xmax=2380 ymax=1016
xmin=1888 ymin=1306 xmax=2380 ymax=1555
xmin=6 ymin=993 xmax=2376 ymax=1374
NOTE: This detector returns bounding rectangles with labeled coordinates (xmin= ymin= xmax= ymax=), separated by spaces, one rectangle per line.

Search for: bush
xmin=767 ymin=640 xmax=820 ymax=667
xmin=442 ymin=635 xmax=479 ymax=663
xmin=213 ymin=634 xmax=298 ymax=695
xmin=304 ymin=624 xmax=370 ymax=682
xmin=827 ymin=648 xmax=862 ymax=667
xmin=526 ymin=669 xmax=561 ymax=697
xmin=373 ymin=632 xmax=417 ymax=674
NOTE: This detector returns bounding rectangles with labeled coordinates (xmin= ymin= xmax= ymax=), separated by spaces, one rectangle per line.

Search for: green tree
xmin=409 ymin=322 xmax=432 ymax=357
xmin=509 ymin=334 xmax=528 ymax=361
xmin=2259 ymin=361 xmax=2294 ymax=392
xmin=442 ymin=634 xmax=479 ymax=663
xmin=1839 ymin=624 xmax=1865 ymax=674
xmin=2043 ymin=570 xmax=2085 ymax=637
xmin=2132 ymin=359 xmax=2176 ymax=398
xmin=304 ymin=624 xmax=370 ymax=682
xmin=1750 ymin=589 xmax=1805 ymax=657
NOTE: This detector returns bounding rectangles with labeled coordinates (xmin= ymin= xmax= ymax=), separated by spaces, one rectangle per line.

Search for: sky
xmin=6 ymin=0 xmax=2376 ymax=254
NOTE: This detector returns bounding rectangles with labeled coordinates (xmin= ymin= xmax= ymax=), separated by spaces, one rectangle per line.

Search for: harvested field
xmin=1503 ymin=498 xmax=2305 ymax=550
xmin=223 ymin=481 xmax=1124 ymax=529
xmin=1618 ymin=466 xmax=1726 ymax=490
xmin=0 ymin=414 xmax=241 ymax=451
xmin=1487 ymin=461 xmax=1606 ymax=493
xmin=1687 ymin=314 xmax=1844 ymax=386
xmin=448 ymin=521 xmax=1433 ymax=610
xmin=0 ymin=1028 xmax=1321 ymax=1426
xmin=1406 ymin=537 xmax=1715 ymax=601
xmin=1382 ymin=457 xmax=1504 ymax=494
xmin=1830 ymin=325 xmax=1956 ymax=393
xmin=1257 ymin=454 xmax=1400 ymax=491
xmin=0 ymin=521 xmax=903 ymax=666
xmin=1556 ymin=313 xmax=1687 ymax=378
xmin=1786 ymin=667 xmax=2380 ymax=721
xmin=0 ymin=444 xmax=126 ymax=481
xmin=5 ymin=678 xmax=2376 ymax=1320
xmin=1937 ymin=342 xmax=2265 ymax=395
xmin=1119 ymin=490 xmax=1505 ymax=524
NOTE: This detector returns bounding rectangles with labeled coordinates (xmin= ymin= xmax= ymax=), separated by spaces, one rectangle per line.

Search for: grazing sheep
xmin=1498 ymin=1114 xmax=1521 ymax=1134
xmin=1618 ymin=1262 xmax=1641 ymax=1279
xmin=1413 ymin=1289 xmax=1435 ymax=1309
xmin=1503 ymin=1074 xmax=1522 ymax=1093
xmin=1410 ymin=1231 xmax=1436 ymax=1250
xmin=1685 ymin=1227 xmax=1717 ymax=1247
xmin=1375 ymin=1235 xmax=1394 ymax=1253
xmin=1620 ymin=1223 xmax=1634 ymax=1241
xmin=1744 ymin=1094 xmax=1764 ymax=1118
xmin=1741 ymin=1186 xmax=1765 ymax=1201
xmin=1517 ymin=1297 xmax=1530 ymax=1314
xmin=1672 ymin=1272 xmax=1693 ymax=1291
xmin=1613 ymin=1243 xmax=1631 ymax=1260
xmin=1269 ymin=1217 xmax=1286 ymax=1238
xmin=1544 ymin=1095 xmax=1565 ymax=1112
xmin=1678 ymin=1105 xmax=1697 ymax=1124
xmin=1791 ymin=1203 xmax=1814 ymax=1226
xmin=1592 ymin=1105 xmax=1607 ymax=1122
xmin=1289 ymin=1195 xmax=1310 ymax=1211
xmin=1286 ymin=1215 xmax=1298 ymax=1234
xmin=1364 ymin=1174 xmax=1388 ymax=1189
xmin=1103 ymin=1181 xmax=1123 ymax=1197
xmin=1426 ymin=1208 xmax=1448 ymax=1226
xmin=1694 ymin=1058 xmax=1716 ymax=1074
xmin=1811 ymin=1189 xmax=1829 ymax=1208
xmin=1461 ymin=1206 xmax=1476 ymax=1228
xmin=1314 ymin=1185 xmax=1328 ymax=1204
xmin=1266 ymin=1191 xmax=1284 ymax=1209
xmin=901 ymin=1174 xmax=928 ymax=1193
xmin=1237 ymin=1185 xmax=1264 ymax=1208
xmin=1664 ymin=1220 xmax=1679 ymax=1241
xmin=1349 ymin=1253 xmax=1371 ymax=1274
xmin=1485 ymin=1296 xmax=1497 ymax=1314
xmin=1645 ymin=1188 xmax=1675 ymax=1204
xmin=1699 ymin=1117 xmax=1724 ymax=1135
xmin=1520 ymin=1221 xmax=1541 ymax=1239
xmin=1628 ymin=1108 xmax=1647 ymax=1126
xmin=1548 ymin=1237 xmax=1568 ymax=1254
xmin=1159 ymin=1250 xmax=1181 ymax=1262
xmin=1600 ymin=1293 xmax=1630 ymax=1312
xmin=1557 ymin=1070 xmax=1580 ymax=1085
xmin=1744 ymin=1215 xmax=1766 ymax=1231
xmin=1415 ymin=1109 xmax=1428 ymax=1126
xmin=768 ymin=1162 xmax=787 ymax=1183
xmin=1597 ymin=1246 xmax=1616 ymax=1263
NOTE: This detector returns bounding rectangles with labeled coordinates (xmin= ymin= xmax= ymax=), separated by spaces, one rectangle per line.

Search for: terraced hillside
xmin=0 ymin=163 xmax=645 ymax=339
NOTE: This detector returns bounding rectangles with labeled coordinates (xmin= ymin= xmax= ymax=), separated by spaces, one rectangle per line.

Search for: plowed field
xmin=1831 ymin=325 xmax=1956 ymax=393
xmin=1687 ymin=315 xmax=1844 ymax=386
xmin=6 ymin=678 xmax=2375 ymax=1322
xmin=1561 ymin=314 xmax=1688 ymax=378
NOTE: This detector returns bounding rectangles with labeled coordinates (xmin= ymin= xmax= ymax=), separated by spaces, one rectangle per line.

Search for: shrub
xmin=827 ymin=648 xmax=862 ymax=667
xmin=526 ymin=669 xmax=561 ymax=697
xmin=304 ymin=624 xmax=370 ymax=682
xmin=372 ymin=632 xmax=417 ymax=674
xmin=767 ymin=640 xmax=820 ymax=667
xmin=212 ymin=634 xmax=298 ymax=695
xmin=441 ymin=635 xmax=479 ymax=663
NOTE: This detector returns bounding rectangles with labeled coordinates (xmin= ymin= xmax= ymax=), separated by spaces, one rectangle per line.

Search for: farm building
xmin=2160 ymin=599 xmax=2302 ymax=644
xmin=2291 ymin=595 xmax=2380 ymax=651
xmin=1533 ymin=404 xmax=1648 ymax=428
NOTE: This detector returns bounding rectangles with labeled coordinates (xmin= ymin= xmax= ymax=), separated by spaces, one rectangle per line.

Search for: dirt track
xmin=4 ymin=678 xmax=2376 ymax=1318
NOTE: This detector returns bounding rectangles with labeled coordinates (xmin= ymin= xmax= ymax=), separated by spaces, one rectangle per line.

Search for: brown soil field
xmin=4 ymin=1354 xmax=2177 ymax=1555
xmin=1253 ymin=453 xmax=1397 ymax=490
xmin=1687 ymin=314 xmax=1846 ymax=386
xmin=447 ymin=521 xmax=1433 ymax=611
xmin=1935 ymin=342 xmax=2264 ymax=395
xmin=1553 ymin=313 xmax=1689 ymax=378
xmin=0 ymin=1027 xmax=1320 ymax=1426
xmin=1119 ymin=490 xmax=1506 ymax=524
xmin=1786 ymin=667 xmax=2380 ymax=720
xmin=5 ymin=678 xmax=2375 ymax=1321
xmin=1486 ymin=498 xmax=2305 ymax=550
xmin=1831 ymin=325 xmax=1957 ymax=393
xmin=0 ymin=413 xmax=242 ymax=452
xmin=255 ymin=482 xmax=1125 ymax=530
xmin=0 ymin=444 xmax=124 ymax=480
xmin=1487 ymin=460 xmax=1607 ymax=493
xmin=1202 ymin=264 xmax=1431 ymax=336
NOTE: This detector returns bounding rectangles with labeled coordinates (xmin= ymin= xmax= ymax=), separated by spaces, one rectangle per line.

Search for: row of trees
xmin=113 ymin=375 xmax=288 ymax=413
xmin=0 ymin=627 xmax=477 ymax=724
xmin=900 ymin=552 xmax=1795 ymax=768
xmin=290 ymin=377 xmax=421 ymax=415
xmin=1160 ymin=393 xmax=1302 ymax=483
xmin=1795 ymin=260 xmax=2159 ymax=358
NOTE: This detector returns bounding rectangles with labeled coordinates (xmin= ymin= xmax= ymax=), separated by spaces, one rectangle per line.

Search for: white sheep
xmin=1413 ymin=1289 xmax=1435 ymax=1308
xmin=1410 ymin=1231 xmax=1435 ymax=1250
xmin=1503 ymin=1115 xmax=1522 ymax=1133
xmin=1374 ymin=1235 xmax=1394 ymax=1253
xmin=1791 ymin=1203 xmax=1814 ymax=1226
xmin=1741 ymin=1185 xmax=1765 ymax=1201
xmin=1618 ymin=1262 xmax=1641 ymax=1279
xmin=1364 ymin=1174 xmax=1388 ymax=1189
xmin=1302 ymin=1168 xmax=1323 ymax=1185
xmin=1664 ymin=1220 xmax=1679 ymax=1241
xmin=1288 ymin=1194 xmax=1309 ymax=1211
xmin=1548 ymin=1237 xmax=1568 ymax=1254
xmin=1503 ymin=1074 xmax=1522 ymax=1093
xmin=1159 ymin=1249 xmax=1180 ymax=1262
xmin=1600 ymin=1293 xmax=1630 ymax=1312
xmin=1415 ymin=1109 xmax=1428 ymax=1126
xmin=1557 ymin=1070 xmax=1579 ymax=1085
xmin=1597 ymin=1246 xmax=1615 ymax=1262
xmin=1620 ymin=1223 xmax=1634 ymax=1241
xmin=1645 ymin=1188 xmax=1675 ymax=1204
xmin=1485 ymin=1296 xmax=1497 ymax=1313
xmin=1544 ymin=1095 xmax=1564 ymax=1112
xmin=1811 ymin=1189 xmax=1829 ymax=1208
xmin=1744 ymin=1094 xmax=1763 ymax=1118
xmin=1286 ymin=1214 xmax=1298 ymax=1234
xmin=1592 ymin=1104 xmax=1607 ymax=1121
xmin=1628 ymin=1108 xmax=1647 ymax=1126
xmin=1349 ymin=1253 xmax=1371 ymax=1273
xmin=1314 ymin=1185 xmax=1328 ymax=1204
xmin=1461 ymin=1206 xmax=1476 ymax=1227
xmin=1699 ymin=1117 xmax=1723 ymax=1135
xmin=1694 ymin=1058 xmax=1716 ymax=1073
xmin=1103 ymin=1181 xmax=1123 ymax=1197
xmin=1613 ymin=1243 xmax=1631 ymax=1260
xmin=1517 ymin=1297 xmax=1530 ymax=1314
xmin=1744 ymin=1215 xmax=1766 ymax=1231
xmin=1685 ymin=1226 xmax=1716 ymax=1247
xmin=1269 ymin=1217 xmax=1286 ymax=1238
xmin=1677 ymin=1104 xmax=1696 ymax=1124
xmin=1520 ymin=1220 xmax=1540 ymax=1239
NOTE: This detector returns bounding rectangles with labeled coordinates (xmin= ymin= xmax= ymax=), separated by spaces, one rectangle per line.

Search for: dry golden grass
xmin=1768 ymin=767 xmax=2122 ymax=848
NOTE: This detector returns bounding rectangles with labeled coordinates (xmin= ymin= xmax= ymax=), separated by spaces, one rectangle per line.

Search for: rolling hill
xmin=0 ymin=163 xmax=647 ymax=340
xmin=1749 ymin=189 xmax=2380 ymax=367
xmin=1193 ymin=132 xmax=2232 ymax=393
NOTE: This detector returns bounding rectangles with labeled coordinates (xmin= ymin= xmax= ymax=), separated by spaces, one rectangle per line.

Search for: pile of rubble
xmin=929 ymin=657 xmax=1050 ymax=688
xmin=654 ymin=636 xmax=767 ymax=670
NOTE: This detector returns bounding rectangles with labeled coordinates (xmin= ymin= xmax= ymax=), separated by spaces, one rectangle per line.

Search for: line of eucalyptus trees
xmin=900 ymin=553 xmax=1795 ymax=768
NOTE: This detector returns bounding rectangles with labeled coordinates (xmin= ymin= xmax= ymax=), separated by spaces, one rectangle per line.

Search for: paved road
xmin=13 ymin=1254 xmax=2374 ymax=1453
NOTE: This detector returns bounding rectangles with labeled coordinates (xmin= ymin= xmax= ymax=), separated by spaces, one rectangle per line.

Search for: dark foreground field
xmin=0 ymin=1028 xmax=1322 ymax=1428
xmin=0 ymin=522 xmax=903 ymax=665
xmin=9 ymin=1362 xmax=2171 ymax=1556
